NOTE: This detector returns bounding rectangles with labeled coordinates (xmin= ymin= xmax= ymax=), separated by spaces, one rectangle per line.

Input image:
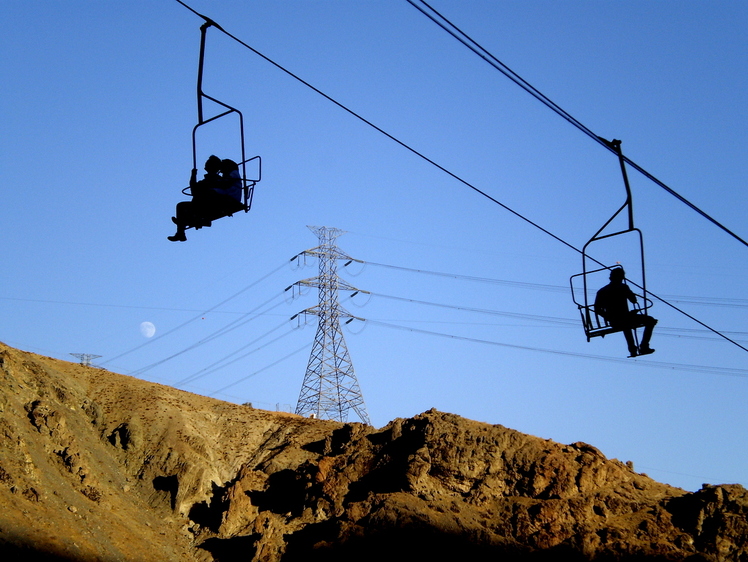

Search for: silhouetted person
xmin=594 ymin=267 xmax=657 ymax=357
xmin=210 ymin=158 xmax=245 ymax=217
xmin=169 ymin=155 xmax=222 ymax=241
xmin=168 ymin=156 xmax=244 ymax=242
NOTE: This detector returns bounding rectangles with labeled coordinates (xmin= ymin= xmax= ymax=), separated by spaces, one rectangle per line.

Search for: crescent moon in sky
xmin=139 ymin=321 xmax=156 ymax=338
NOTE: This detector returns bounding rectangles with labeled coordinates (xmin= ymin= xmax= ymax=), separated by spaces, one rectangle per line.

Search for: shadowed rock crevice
xmin=198 ymin=535 xmax=260 ymax=562
xmin=247 ymin=468 xmax=311 ymax=517
xmin=153 ymin=474 xmax=180 ymax=511
xmin=189 ymin=482 xmax=230 ymax=532
xmin=108 ymin=422 xmax=134 ymax=450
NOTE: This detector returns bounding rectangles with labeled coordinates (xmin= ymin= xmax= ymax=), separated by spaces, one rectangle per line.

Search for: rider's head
xmin=205 ymin=155 xmax=222 ymax=173
xmin=609 ymin=267 xmax=625 ymax=282
xmin=221 ymin=159 xmax=239 ymax=173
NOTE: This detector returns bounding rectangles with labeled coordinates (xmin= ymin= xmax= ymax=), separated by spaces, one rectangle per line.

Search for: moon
xmin=139 ymin=321 xmax=156 ymax=338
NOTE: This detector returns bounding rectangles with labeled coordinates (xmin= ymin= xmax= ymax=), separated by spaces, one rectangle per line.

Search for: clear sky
xmin=2 ymin=1 xmax=746 ymax=492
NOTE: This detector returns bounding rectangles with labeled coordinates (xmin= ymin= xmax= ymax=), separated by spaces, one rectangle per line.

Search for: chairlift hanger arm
xmin=191 ymin=21 xmax=251 ymax=199
xmin=589 ymin=138 xmax=634 ymax=242
xmin=196 ymin=23 xmax=241 ymax=125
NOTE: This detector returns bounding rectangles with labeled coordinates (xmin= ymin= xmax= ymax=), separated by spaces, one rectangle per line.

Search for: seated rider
xmin=211 ymin=159 xmax=245 ymax=216
xmin=594 ymin=267 xmax=657 ymax=357
xmin=168 ymin=156 xmax=245 ymax=242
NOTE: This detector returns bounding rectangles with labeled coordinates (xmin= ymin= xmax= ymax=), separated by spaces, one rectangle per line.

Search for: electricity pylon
xmin=69 ymin=353 xmax=102 ymax=367
xmin=290 ymin=226 xmax=370 ymax=425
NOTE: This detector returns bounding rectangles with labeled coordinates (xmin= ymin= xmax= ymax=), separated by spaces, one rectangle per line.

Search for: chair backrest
xmin=242 ymin=180 xmax=255 ymax=212
xmin=579 ymin=305 xmax=618 ymax=341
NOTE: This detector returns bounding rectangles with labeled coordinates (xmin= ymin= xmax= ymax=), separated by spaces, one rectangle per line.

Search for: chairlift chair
xmin=183 ymin=21 xmax=261 ymax=230
xmin=569 ymin=139 xmax=652 ymax=342
xmin=571 ymin=266 xmax=653 ymax=343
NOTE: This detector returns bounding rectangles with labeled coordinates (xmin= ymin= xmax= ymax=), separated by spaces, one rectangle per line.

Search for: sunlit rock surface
xmin=0 ymin=342 xmax=745 ymax=561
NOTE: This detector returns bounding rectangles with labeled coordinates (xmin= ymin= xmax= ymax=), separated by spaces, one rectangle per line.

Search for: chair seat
xmin=585 ymin=317 xmax=649 ymax=339
xmin=205 ymin=199 xmax=247 ymax=221
xmin=186 ymin=200 xmax=247 ymax=230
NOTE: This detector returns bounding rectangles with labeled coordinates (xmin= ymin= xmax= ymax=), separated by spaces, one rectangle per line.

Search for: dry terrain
xmin=0 ymin=342 xmax=746 ymax=561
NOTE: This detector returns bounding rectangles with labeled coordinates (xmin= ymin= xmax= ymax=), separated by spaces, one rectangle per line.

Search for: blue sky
xmin=2 ymin=1 xmax=746 ymax=492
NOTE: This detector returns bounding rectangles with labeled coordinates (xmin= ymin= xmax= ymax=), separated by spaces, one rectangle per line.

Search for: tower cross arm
xmin=297 ymin=248 xmax=363 ymax=262
xmin=289 ymin=277 xmax=368 ymax=294
xmin=291 ymin=305 xmax=366 ymax=323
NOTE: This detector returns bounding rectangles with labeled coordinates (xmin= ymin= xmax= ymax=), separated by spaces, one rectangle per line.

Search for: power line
xmin=371 ymin=291 xmax=575 ymax=327
xmin=0 ymin=296 xmax=242 ymax=314
xmin=186 ymin=287 xmax=368 ymax=397
xmin=369 ymin=293 xmax=747 ymax=344
xmin=101 ymin=260 xmax=287 ymax=367
xmin=350 ymin=260 xmax=567 ymax=294
xmin=352 ymin=260 xmax=748 ymax=352
xmin=353 ymin=259 xmax=748 ymax=309
xmin=368 ymin=320 xmax=748 ymax=379
xmin=131 ymin=291 xmax=287 ymax=376
xmin=6 ymin=273 xmax=743 ymax=318
xmin=208 ymin=343 xmax=310 ymax=398
xmin=176 ymin=322 xmax=298 ymax=388
xmin=368 ymin=289 xmax=748 ymax=343
xmin=364 ymin=316 xmax=745 ymax=345
xmin=406 ymin=0 xmax=748 ymax=249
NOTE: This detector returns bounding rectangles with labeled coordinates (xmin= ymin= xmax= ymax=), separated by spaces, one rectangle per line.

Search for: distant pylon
xmin=69 ymin=353 xmax=102 ymax=367
xmin=291 ymin=226 xmax=370 ymax=424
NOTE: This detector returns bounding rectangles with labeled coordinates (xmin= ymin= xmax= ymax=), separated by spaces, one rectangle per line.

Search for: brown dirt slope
xmin=0 ymin=342 xmax=746 ymax=561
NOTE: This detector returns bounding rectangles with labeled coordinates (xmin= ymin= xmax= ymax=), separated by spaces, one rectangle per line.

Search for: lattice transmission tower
xmin=69 ymin=353 xmax=102 ymax=367
xmin=291 ymin=226 xmax=370 ymax=424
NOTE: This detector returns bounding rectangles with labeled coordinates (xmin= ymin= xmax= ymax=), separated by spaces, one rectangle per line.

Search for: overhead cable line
xmin=406 ymin=0 xmax=748 ymax=249
xmin=621 ymin=281 xmax=747 ymax=353
xmin=369 ymin=292 xmax=746 ymax=344
xmin=208 ymin=342 xmax=310 ymax=398
xmin=102 ymin=260 xmax=287 ymax=367
xmin=6 ymin=272 xmax=743 ymax=313
xmin=369 ymin=320 xmax=748 ymax=379
xmin=173 ymin=278 xmax=362 ymax=389
xmin=0 ymin=296 xmax=249 ymax=315
xmin=371 ymin=291 xmax=576 ymax=327
xmin=351 ymin=260 xmax=567 ymax=293
xmin=353 ymin=259 xmax=748 ymax=308
xmin=354 ymin=260 xmax=748 ymax=350
xmin=131 ymin=291 xmax=287 ymax=376
xmin=172 ymin=2 xmax=746 ymax=354
xmin=175 ymin=321 xmax=297 ymax=388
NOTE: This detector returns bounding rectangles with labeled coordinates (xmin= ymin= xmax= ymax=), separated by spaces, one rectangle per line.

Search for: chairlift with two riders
xmin=171 ymin=19 xmax=261 ymax=237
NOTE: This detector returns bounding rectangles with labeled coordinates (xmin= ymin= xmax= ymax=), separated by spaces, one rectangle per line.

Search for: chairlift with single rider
xmin=569 ymin=139 xmax=653 ymax=343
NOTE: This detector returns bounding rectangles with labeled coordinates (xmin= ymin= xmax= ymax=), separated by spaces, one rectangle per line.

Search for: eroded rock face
xmin=203 ymin=413 xmax=735 ymax=561
xmin=0 ymin=342 xmax=746 ymax=561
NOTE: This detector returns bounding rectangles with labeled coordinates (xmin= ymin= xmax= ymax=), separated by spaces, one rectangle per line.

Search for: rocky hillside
xmin=0 ymin=342 xmax=746 ymax=561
